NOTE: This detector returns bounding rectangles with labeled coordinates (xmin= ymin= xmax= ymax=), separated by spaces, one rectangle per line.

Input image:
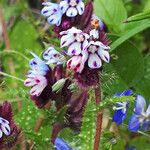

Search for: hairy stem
xmin=93 ymin=84 xmax=103 ymax=150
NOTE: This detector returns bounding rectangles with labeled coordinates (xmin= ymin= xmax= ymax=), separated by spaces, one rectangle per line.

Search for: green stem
xmin=0 ymin=50 xmax=29 ymax=61
xmin=0 ymin=71 xmax=24 ymax=82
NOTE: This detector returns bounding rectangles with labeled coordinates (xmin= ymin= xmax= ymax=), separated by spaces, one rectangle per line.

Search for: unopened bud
xmin=52 ymin=78 xmax=67 ymax=93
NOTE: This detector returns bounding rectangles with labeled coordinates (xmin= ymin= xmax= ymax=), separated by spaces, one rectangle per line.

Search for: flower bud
xmin=52 ymin=78 xmax=67 ymax=93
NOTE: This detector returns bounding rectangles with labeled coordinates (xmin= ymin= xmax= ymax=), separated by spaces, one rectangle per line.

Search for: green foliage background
xmin=0 ymin=0 xmax=150 ymax=149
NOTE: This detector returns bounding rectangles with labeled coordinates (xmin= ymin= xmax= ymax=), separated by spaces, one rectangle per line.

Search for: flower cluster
xmin=41 ymin=0 xmax=85 ymax=26
xmin=112 ymin=90 xmax=150 ymax=133
xmin=0 ymin=102 xmax=20 ymax=149
xmin=26 ymin=0 xmax=110 ymax=146
xmin=24 ymin=48 xmax=71 ymax=108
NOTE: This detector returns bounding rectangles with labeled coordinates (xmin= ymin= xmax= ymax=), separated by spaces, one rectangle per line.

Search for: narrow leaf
xmin=110 ymin=19 xmax=150 ymax=51
xmin=125 ymin=10 xmax=150 ymax=23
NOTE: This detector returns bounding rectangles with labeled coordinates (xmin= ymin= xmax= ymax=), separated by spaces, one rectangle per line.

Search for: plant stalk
xmin=93 ymin=84 xmax=103 ymax=150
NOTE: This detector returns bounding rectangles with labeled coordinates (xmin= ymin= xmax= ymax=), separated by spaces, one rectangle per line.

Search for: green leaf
xmin=110 ymin=19 xmax=150 ymax=51
xmin=136 ymin=55 xmax=150 ymax=101
xmin=110 ymin=35 xmax=144 ymax=87
xmin=144 ymin=0 xmax=150 ymax=11
xmin=94 ymin=0 xmax=127 ymax=33
xmin=125 ymin=10 xmax=150 ymax=23
xmin=9 ymin=20 xmax=42 ymax=52
xmin=3 ymin=5 xmax=22 ymax=21
xmin=102 ymin=64 xmax=128 ymax=96
xmin=129 ymin=136 xmax=150 ymax=150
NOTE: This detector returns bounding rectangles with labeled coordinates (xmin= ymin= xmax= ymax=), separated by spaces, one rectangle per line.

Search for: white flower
xmin=60 ymin=0 xmax=85 ymax=17
xmin=82 ymin=41 xmax=110 ymax=69
xmin=90 ymin=29 xmax=99 ymax=39
xmin=67 ymin=55 xmax=86 ymax=73
xmin=41 ymin=2 xmax=63 ymax=26
xmin=24 ymin=53 xmax=49 ymax=96
xmin=60 ymin=27 xmax=89 ymax=56
xmin=43 ymin=47 xmax=66 ymax=65
xmin=0 ymin=117 xmax=11 ymax=138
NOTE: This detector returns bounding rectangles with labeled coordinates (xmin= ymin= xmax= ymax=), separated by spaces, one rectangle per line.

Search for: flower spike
xmin=0 ymin=102 xmax=20 ymax=149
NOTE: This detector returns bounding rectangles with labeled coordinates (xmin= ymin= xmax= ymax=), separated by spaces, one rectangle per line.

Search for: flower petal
xmin=66 ymin=7 xmax=77 ymax=17
xmin=0 ymin=117 xmax=9 ymax=124
xmin=76 ymin=1 xmax=85 ymax=15
xmin=81 ymin=49 xmax=88 ymax=63
xmin=43 ymin=47 xmax=57 ymax=60
xmin=0 ymin=129 xmax=3 ymax=138
xmin=67 ymin=42 xmax=81 ymax=56
xmin=94 ymin=41 xmax=109 ymax=49
xmin=1 ymin=123 xmax=11 ymax=136
xmin=112 ymin=109 xmax=127 ymax=125
xmin=82 ymin=39 xmax=89 ymax=50
xmin=60 ymin=34 xmax=75 ymax=47
xmin=88 ymin=54 xmax=102 ymax=69
xmin=59 ymin=0 xmax=69 ymax=14
xmin=29 ymin=76 xmax=47 ymax=96
xmin=41 ymin=4 xmax=58 ymax=17
xmin=134 ymin=95 xmax=146 ymax=115
xmin=24 ymin=78 xmax=36 ymax=87
xmin=142 ymin=120 xmax=150 ymax=131
xmin=47 ymin=14 xmax=62 ymax=26
xmin=146 ymin=104 xmax=150 ymax=116
xmin=114 ymin=89 xmax=133 ymax=96
xmin=128 ymin=114 xmax=141 ymax=132
xmin=97 ymin=48 xmax=110 ymax=63
xmin=54 ymin=137 xmax=73 ymax=150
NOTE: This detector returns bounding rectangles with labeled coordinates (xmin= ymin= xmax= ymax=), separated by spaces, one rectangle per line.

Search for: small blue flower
xmin=112 ymin=89 xmax=133 ymax=125
xmin=128 ymin=95 xmax=150 ymax=132
xmin=41 ymin=2 xmax=63 ymax=26
xmin=54 ymin=137 xmax=73 ymax=150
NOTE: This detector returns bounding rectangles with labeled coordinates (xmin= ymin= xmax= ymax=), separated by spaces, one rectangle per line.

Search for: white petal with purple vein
xmin=61 ymin=34 xmax=75 ymax=47
xmin=67 ymin=42 xmax=81 ymax=56
xmin=82 ymin=39 xmax=89 ymax=50
xmin=66 ymin=7 xmax=78 ymax=17
xmin=47 ymin=15 xmax=60 ymax=25
xmin=76 ymin=1 xmax=85 ymax=15
xmin=41 ymin=6 xmax=56 ymax=17
xmin=98 ymin=48 xmax=110 ymax=63
xmin=88 ymin=54 xmax=102 ymax=69
xmin=0 ymin=117 xmax=9 ymax=124
xmin=1 ymin=123 xmax=11 ymax=136
xmin=24 ymin=78 xmax=37 ymax=87
xmin=59 ymin=0 xmax=69 ymax=14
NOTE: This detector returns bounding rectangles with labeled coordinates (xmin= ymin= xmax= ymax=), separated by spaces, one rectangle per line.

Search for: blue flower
xmin=41 ymin=2 xmax=63 ymax=26
xmin=60 ymin=0 xmax=85 ymax=17
xmin=112 ymin=89 xmax=133 ymax=125
xmin=128 ymin=95 xmax=150 ymax=132
xmin=54 ymin=137 xmax=73 ymax=150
